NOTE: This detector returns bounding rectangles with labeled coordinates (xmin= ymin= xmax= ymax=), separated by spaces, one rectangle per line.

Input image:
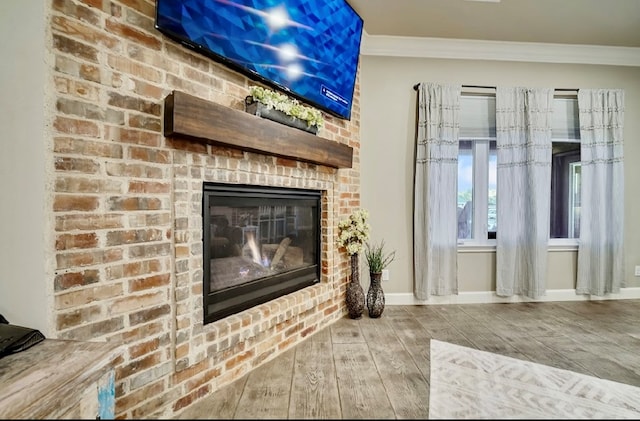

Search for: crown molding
xmin=360 ymin=32 xmax=640 ymax=67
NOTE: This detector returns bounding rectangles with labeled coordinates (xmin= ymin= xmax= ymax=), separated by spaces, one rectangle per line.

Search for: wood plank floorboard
xmin=359 ymin=317 xmax=430 ymax=418
xmin=333 ymin=340 xmax=396 ymax=419
xmin=288 ymin=328 xmax=341 ymax=419
xmin=386 ymin=313 xmax=431 ymax=379
xmin=177 ymin=299 xmax=640 ymax=419
xmin=233 ymin=347 xmax=295 ymax=419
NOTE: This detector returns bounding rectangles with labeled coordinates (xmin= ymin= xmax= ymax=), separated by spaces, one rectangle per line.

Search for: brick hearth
xmin=48 ymin=0 xmax=361 ymax=417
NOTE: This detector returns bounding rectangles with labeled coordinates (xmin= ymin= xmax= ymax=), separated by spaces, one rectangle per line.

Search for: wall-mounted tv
xmin=155 ymin=0 xmax=364 ymax=121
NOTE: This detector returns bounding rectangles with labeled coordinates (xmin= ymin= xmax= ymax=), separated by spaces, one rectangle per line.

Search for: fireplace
xmin=202 ymin=183 xmax=321 ymax=324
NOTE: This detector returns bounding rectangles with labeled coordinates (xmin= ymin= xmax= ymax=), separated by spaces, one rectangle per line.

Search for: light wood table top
xmin=0 ymin=339 xmax=122 ymax=419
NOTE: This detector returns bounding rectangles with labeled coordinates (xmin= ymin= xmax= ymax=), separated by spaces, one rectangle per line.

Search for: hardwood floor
xmin=177 ymin=299 xmax=640 ymax=419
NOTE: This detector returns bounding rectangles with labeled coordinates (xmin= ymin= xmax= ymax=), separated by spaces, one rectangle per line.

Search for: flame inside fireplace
xmin=245 ymin=231 xmax=270 ymax=267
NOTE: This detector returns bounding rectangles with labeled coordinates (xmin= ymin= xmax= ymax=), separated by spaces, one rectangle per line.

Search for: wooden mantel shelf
xmin=163 ymin=91 xmax=353 ymax=169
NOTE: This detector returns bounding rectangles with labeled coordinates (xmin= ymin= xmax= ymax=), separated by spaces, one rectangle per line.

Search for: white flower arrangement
xmin=337 ymin=209 xmax=371 ymax=256
xmin=248 ymin=85 xmax=324 ymax=129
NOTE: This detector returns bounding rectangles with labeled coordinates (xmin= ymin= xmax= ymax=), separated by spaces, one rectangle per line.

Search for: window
xmin=457 ymin=94 xmax=497 ymax=244
xmin=457 ymin=94 xmax=580 ymax=246
xmin=550 ymin=97 xmax=581 ymax=240
xmin=457 ymin=139 xmax=496 ymax=241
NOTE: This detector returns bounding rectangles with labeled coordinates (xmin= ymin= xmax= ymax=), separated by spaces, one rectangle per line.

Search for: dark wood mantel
xmin=163 ymin=91 xmax=353 ymax=169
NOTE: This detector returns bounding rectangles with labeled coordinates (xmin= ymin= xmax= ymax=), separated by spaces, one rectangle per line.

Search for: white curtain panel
xmin=413 ymin=83 xmax=461 ymax=299
xmin=576 ymin=89 xmax=625 ymax=295
xmin=495 ymin=87 xmax=554 ymax=298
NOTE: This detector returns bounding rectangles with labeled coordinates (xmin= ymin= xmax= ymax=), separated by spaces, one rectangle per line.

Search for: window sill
xmin=457 ymin=240 xmax=578 ymax=253
xmin=457 ymin=241 xmax=496 ymax=253
xmin=548 ymin=240 xmax=579 ymax=251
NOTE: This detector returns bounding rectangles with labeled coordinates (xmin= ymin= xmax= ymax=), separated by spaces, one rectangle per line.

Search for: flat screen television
xmin=155 ymin=0 xmax=364 ymax=120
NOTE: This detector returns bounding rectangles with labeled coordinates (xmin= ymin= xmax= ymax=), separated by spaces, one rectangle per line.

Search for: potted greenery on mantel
xmin=245 ymin=85 xmax=324 ymax=135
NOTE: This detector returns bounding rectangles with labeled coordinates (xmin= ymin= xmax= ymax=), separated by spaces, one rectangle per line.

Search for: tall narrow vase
xmin=345 ymin=254 xmax=365 ymax=319
xmin=367 ymin=272 xmax=385 ymax=318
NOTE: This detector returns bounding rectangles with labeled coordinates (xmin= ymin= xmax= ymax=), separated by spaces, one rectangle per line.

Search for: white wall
xmin=359 ymin=55 xmax=640 ymax=301
xmin=0 ymin=0 xmax=50 ymax=333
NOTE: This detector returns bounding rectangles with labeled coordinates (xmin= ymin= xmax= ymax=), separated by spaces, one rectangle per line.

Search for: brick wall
xmin=48 ymin=0 xmax=361 ymax=418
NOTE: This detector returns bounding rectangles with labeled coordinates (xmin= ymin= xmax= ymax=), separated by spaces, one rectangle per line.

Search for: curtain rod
xmin=413 ymin=83 xmax=578 ymax=92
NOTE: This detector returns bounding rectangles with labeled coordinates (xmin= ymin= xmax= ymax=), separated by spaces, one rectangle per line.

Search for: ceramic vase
xmin=367 ymin=272 xmax=385 ymax=318
xmin=345 ymin=254 xmax=365 ymax=319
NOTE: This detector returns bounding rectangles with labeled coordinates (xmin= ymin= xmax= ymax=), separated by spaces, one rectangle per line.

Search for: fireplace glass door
xmin=203 ymin=183 xmax=321 ymax=323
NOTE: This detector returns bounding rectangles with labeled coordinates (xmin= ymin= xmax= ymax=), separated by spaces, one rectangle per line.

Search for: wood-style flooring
xmin=177 ymin=299 xmax=640 ymax=419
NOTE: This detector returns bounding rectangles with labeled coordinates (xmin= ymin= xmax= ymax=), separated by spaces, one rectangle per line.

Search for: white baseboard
xmin=385 ymin=287 xmax=640 ymax=305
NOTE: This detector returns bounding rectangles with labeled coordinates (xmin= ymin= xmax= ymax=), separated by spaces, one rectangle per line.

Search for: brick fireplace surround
xmin=47 ymin=0 xmax=360 ymax=418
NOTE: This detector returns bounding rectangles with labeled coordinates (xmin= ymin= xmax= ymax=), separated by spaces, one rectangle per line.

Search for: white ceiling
xmin=348 ymin=0 xmax=640 ymax=48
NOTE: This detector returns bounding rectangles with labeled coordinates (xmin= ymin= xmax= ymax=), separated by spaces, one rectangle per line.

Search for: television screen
xmin=155 ymin=0 xmax=364 ymax=120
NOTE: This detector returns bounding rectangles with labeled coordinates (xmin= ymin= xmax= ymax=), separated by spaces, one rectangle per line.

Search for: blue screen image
xmin=156 ymin=0 xmax=364 ymax=120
